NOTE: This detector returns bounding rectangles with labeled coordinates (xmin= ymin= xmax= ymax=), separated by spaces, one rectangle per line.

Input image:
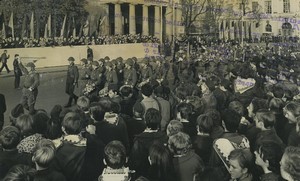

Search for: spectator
xmin=280 ymin=146 xmax=300 ymax=181
xmin=254 ymin=141 xmax=284 ymax=181
xmin=168 ymin=132 xmax=205 ymax=181
xmin=228 ymin=149 xmax=254 ymax=181
xmin=2 ymin=164 xmax=35 ymax=181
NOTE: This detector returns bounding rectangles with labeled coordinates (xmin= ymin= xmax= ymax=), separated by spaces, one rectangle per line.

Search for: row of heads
xmin=68 ymin=56 xmax=169 ymax=67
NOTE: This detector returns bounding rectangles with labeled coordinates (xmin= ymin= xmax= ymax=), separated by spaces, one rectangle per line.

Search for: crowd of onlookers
xmin=0 ymin=34 xmax=160 ymax=48
xmin=1 ymin=42 xmax=300 ymax=181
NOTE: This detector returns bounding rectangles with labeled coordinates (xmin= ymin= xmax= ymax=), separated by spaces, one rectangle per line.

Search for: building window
xmin=252 ymin=2 xmax=259 ymax=12
xmin=264 ymin=1 xmax=272 ymax=14
xmin=283 ymin=0 xmax=290 ymax=13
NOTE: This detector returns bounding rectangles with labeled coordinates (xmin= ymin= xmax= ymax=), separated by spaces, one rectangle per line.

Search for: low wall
xmin=2 ymin=43 xmax=159 ymax=69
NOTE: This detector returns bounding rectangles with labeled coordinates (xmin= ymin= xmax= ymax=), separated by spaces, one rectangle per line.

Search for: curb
xmin=0 ymin=66 xmax=68 ymax=78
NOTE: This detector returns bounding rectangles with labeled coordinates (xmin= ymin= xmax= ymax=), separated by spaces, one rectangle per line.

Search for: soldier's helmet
xmin=80 ymin=58 xmax=88 ymax=64
xmin=26 ymin=62 xmax=35 ymax=68
xmin=91 ymin=61 xmax=99 ymax=67
xmin=68 ymin=57 xmax=75 ymax=62
xmin=125 ymin=58 xmax=134 ymax=66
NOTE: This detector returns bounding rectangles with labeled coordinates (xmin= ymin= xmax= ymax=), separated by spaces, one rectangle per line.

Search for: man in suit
xmin=0 ymin=50 xmax=11 ymax=74
xmin=0 ymin=94 xmax=6 ymax=130
xmin=65 ymin=57 xmax=79 ymax=108
xmin=13 ymin=54 xmax=22 ymax=89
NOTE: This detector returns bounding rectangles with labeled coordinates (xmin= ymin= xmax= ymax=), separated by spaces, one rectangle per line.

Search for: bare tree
xmin=180 ymin=0 xmax=208 ymax=34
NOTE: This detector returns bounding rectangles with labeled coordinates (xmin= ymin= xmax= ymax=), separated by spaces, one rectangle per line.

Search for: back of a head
xmin=255 ymin=109 xmax=276 ymax=129
xmin=62 ymin=112 xmax=82 ymax=135
xmin=15 ymin=114 xmax=33 ymax=137
xmin=168 ymin=132 xmax=191 ymax=156
xmin=269 ymin=97 xmax=284 ymax=113
xmin=222 ymin=109 xmax=241 ymax=133
xmin=145 ymin=108 xmax=161 ymax=130
xmin=256 ymin=141 xmax=283 ymax=174
xmin=50 ymin=105 xmax=63 ymax=119
xmin=196 ymin=114 xmax=214 ymax=134
xmin=251 ymin=98 xmax=268 ymax=115
xmin=77 ymin=96 xmax=90 ymax=112
xmin=32 ymin=112 xmax=49 ymax=135
xmin=10 ymin=104 xmax=24 ymax=124
xmin=176 ymin=102 xmax=193 ymax=120
xmin=281 ymin=146 xmax=300 ymax=181
xmin=32 ymin=140 xmax=56 ymax=168
xmin=141 ymin=83 xmax=153 ymax=97
xmin=166 ymin=120 xmax=183 ymax=137
xmin=119 ymin=85 xmax=133 ymax=98
xmin=3 ymin=164 xmax=35 ymax=181
xmin=89 ymin=103 xmax=105 ymax=122
xmin=104 ymin=141 xmax=127 ymax=169
xmin=133 ymin=102 xmax=145 ymax=118
xmin=205 ymin=109 xmax=221 ymax=126
xmin=0 ymin=126 xmax=21 ymax=150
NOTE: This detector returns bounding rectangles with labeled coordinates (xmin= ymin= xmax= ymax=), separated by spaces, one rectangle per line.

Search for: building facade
xmin=219 ymin=0 xmax=300 ymax=42
xmin=90 ymin=0 xmax=183 ymax=41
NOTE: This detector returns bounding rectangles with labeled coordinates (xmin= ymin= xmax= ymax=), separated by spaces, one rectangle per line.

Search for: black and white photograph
xmin=0 ymin=0 xmax=300 ymax=180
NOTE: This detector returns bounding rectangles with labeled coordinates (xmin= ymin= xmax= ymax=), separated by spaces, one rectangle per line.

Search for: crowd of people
xmin=1 ymin=40 xmax=300 ymax=181
xmin=0 ymin=34 xmax=160 ymax=49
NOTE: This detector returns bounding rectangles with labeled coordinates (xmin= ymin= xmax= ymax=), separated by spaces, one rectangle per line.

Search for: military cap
xmin=80 ymin=58 xmax=88 ymax=64
xmin=68 ymin=57 xmax=75 ymax=62
xmin=105 ymin=62 xmax=113 ymax=67
xmin=125 ymin=58 xmax=134 ymax=66
xmin=26 ymin=62 xmax=35 ymax=68
xmin=104 ymin=56 xmax=110 ymax=61
xmin=91 ymin=61 xmax=99 ymax=66
xmin=111 ymin=59 xmax=118 ymax=65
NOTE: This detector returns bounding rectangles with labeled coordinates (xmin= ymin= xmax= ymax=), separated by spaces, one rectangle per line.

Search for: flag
xmin=44 ymin=23 xmax=48 ymax=38
xmin=8 ymin=12 xmax=14 ymax=39
xmin=82 ymin=19 xmax=89 ymax=36
xmin=60 ymin=15 xmax=67 ymax=37
xmin=72 ymin=17 xmax=76 ymax=37
xmin=2 ymin=22 xmax=5 ymax=38
xmin=30 ymin=12 xmax=34 ymax=39
xmin=21 ymin=15 xmax=28 ymax=38
xmin=47 ymin=14 xmax=51 ymax=37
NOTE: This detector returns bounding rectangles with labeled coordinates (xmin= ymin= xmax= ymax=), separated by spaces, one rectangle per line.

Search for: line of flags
xmin=0 ymin=12 xmax=81 ymax=39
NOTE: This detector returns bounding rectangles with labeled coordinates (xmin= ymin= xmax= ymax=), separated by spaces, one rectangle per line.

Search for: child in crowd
xmin=99 ymin=140 xmax=130 ymax=181
xmin=280 ymin=146 xmax=300 ymax=181
xmin=168 ymin=132 xmax=204 ymax=181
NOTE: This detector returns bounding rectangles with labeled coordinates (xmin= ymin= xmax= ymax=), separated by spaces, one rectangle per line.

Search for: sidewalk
xmin=0 ymin=65 xmax=69 ymax=78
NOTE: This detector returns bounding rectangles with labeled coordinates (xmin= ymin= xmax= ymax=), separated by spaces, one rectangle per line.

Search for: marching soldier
xmin=104 ymin=61 xmax=118 ymax=90
xmin=0 ymin=50 xmax=11 ymax=74
xmin=19 ymin=61 xmax=40 ymax=114
xmin=123 ymin=58 xmax=137 ymax=87
xmin=89 ymin=61 xmax=105 ymax=95
xmin=65 ymin=57 xmax=79 ymax=108
xmin=79 ymin=58 xmax=91 ymax=95
xmin=138 ymin=58 xmax=153 ymax=87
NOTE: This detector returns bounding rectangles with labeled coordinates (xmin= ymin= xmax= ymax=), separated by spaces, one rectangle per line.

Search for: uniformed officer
xmin=65 ymin=57 xmax=79 ymax=108
xmin=89 ymin=61 xmax=105 ymax=96
xmin=123 ymin=58 xmax=137 ymax=87
xmin=104 ymin=61 xmax=118 ymax=90
xmin=79 ymin=58 xmax=91 ymax=95
xmin=139 ymin=58 xmax=153 ymax=85
xmin=19 ymin=61 xmax=40 ymax=114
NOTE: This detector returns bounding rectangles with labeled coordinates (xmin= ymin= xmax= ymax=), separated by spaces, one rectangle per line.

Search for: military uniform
xmin=105 ymin=62 xmax=118 ymax=90
xmin=13 ymin=54 xmax=22 ymax=89
xmin=79 ymin=58 xmax=92 ymax=95
xmin=65 ymin=57 xmax=79 ymax=107
xmin=123 ymin=59 xmax=137 ymax=87
xmin=0 ymin=51 xmax=10 ymax=73
xmin=90 ymin=63 xmax=105 ymax=93
xmin=19 ymin=62 xmax=40 ymax=114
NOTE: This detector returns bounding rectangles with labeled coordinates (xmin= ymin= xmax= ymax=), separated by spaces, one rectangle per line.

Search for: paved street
xmin=0 ymin=68 xmax=77 ymax=126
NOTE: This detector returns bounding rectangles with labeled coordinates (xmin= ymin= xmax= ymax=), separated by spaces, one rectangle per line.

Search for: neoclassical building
xmin=89 ymin=0 xmax=183 ymax=41
xmin=218 ymin=0 xmax=300 ymax=41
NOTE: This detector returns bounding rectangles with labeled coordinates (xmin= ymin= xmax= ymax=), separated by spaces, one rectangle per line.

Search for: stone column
xmin=115 ymin=3 xmax=122 ymax=35
xmin=154 ymin=6 xmax=161 ymax=38
xmin=142 ymin=5 xmax=149 ymax=35
xmin=129 ymin=4 xmax=136 ymax=35
xmin=103 ymin=4 xmax=110 ymax=35
xmin=165 ymin=6 xmax=173 ymax=41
